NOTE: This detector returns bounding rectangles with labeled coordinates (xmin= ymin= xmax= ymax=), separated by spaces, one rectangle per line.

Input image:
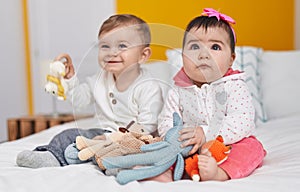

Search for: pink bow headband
xmin=201 ymin=8 xmax=236 ymax=43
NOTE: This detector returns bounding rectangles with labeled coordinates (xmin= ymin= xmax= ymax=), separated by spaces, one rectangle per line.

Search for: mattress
xmin=1 ymin=115 xmax=300 ymax=192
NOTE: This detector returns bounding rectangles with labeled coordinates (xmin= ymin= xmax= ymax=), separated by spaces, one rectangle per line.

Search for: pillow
xmin=166 ymin=48 xmax=183 ymax=71
xmin=142 ymin=61 xmax=174 ymax=98
xmin=233 ymin=46 xmax=267 ymax=124
xmin=260 ymin=50 xmax=300 ymax=120
xmin=166 ymin=46 xmax=268 ymax=125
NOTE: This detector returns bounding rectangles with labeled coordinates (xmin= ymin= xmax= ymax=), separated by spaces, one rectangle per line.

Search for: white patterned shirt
xmin=158 ymin=68 xmax=255 ymax=145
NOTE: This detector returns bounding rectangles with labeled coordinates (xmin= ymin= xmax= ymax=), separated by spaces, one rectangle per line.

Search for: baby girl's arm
xmin=157 ymin=88 xmax=182 ymax=138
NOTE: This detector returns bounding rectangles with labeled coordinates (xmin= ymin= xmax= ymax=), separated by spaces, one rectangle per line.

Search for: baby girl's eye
xmin=190 ymin=43 xmax=200 ymax=50
xmin=211 ymin=44 xmax=221 ymax=50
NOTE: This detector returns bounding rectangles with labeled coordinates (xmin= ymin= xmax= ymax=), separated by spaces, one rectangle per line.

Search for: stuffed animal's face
xmin=45 ymin=76 xmax=66 ymax=100
xmin=45 ymin=81 xmax=58 ymax=96
xmin=184 ymin=135 xmax=231 ymax=181
xmin=201 ymin=135 xmax=231 ymax=164
xmin=44 ymin=61 xmax=67 ymax=100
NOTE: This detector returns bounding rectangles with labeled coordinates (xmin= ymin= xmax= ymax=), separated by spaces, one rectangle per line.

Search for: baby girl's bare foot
xmin=198 ymin=154 xmax=218 ymax=181
xmin=198 ymin=149 xmax=229 ymax=181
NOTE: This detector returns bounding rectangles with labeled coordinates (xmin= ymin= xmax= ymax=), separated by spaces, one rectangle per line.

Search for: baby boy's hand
xmin=55 ymin=53 xmax=75 ymax=79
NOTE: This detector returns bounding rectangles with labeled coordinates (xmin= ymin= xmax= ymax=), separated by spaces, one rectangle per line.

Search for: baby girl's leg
xmin=219 ymin=136 xmax=266 ymax=179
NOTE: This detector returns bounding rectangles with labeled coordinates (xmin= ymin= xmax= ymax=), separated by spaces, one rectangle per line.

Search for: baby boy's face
xmin=182 ymin=26 xmax=235 ymax=84
xmin=97 ymin=25 xmax=146 ymax=78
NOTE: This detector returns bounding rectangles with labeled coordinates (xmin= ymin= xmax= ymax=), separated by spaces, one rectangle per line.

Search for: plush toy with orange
xmin=184 ymin=135 xmax=231 ymax=181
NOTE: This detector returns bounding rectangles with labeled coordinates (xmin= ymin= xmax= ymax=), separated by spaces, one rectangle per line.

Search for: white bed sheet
xmin=1 ymin=115 xmax=300 ymax=192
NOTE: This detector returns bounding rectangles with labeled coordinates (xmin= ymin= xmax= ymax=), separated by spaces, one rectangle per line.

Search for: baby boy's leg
xmin=17 ymin=128 xmax=108 ymax=168
xmin=34 ymin=128 xmax=84 ymax=166
xmin=17 ymin=128 xmax=82 ymax=168
xmin=16 ymin=150 xmax=60 ymax=168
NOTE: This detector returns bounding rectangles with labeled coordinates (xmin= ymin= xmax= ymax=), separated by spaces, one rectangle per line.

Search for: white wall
xmin=29 ymin=0 xmax=115 ymax=115
xmin=0 ymin=1 xmax=28 ymax=142
xmin=0 ymin=0 xmax=115 ymax=142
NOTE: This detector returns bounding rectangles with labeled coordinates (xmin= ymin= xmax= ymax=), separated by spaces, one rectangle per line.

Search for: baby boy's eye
xmin=119 ymin=43 xmax=128 ymax=49
xmin=100 ymin=44 xmax=109 ymax=49
xmin=211 ymin=44 xmax=221 ymax=50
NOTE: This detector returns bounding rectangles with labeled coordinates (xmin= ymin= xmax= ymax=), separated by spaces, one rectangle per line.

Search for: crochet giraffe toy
xmin=102 ymin=112 xmax=192 ymax=185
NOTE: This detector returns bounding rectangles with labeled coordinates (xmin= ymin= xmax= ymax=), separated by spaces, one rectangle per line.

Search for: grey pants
xmin=35 ymin=128 xmax=110 ymax=166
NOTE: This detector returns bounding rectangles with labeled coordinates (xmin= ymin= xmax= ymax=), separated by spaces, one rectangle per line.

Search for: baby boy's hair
xmin=98 ymin=14 xmax=151 ymax=47
xmin=183 ymin=16 xmax=235 ymax=53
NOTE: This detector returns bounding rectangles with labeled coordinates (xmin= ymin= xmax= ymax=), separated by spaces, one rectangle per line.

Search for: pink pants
xmin=219 ymin=136 xmax=266 ymax=179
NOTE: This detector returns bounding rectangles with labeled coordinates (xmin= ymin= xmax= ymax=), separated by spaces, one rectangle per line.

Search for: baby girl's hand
xmin=55 ymin=53 xmax=75 ymax=79
xmin=198 ymin=149 xmax=218 ymax=181
xmin=178 ymin=126 xmax=205 ymax=155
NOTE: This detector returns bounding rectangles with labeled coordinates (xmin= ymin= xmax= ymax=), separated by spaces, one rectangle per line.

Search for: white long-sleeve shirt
xmin=65 ymin=67 xmax=163 ymax=134
xmin=158 ymin=68 xmax=255 ymax=145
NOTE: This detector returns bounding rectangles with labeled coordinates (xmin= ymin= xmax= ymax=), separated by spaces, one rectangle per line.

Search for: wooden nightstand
xmin=7 ymin=114 xmax=92 ymax=141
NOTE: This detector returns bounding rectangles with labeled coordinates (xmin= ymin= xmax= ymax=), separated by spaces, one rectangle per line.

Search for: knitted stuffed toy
xmin=64 ymin=121 xmax=160 ymax=168
xmin=94 ymin=132 xmax=161 ymax=170
xmin=102 ymin=112 xmax=192 ymax=185
xmin=184 ymin=135 xmax=231 ymax=181
xmin=45 ymin=58 xmax=69 ymax=100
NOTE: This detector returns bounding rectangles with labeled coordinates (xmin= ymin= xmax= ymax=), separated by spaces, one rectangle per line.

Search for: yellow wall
xmin=117 ymin=0 xmax=294 ymax=61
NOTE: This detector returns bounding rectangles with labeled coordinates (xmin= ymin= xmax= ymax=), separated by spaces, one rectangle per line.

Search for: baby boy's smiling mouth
xmin=106 ymin=61 xmax=122 ymax=64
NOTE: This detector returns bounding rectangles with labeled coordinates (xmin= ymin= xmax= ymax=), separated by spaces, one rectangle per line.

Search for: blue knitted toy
xmin=102 ymin=112 xmax=192 ymax=185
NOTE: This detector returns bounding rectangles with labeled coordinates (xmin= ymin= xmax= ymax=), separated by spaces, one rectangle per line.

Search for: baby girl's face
xmin=182 ymin=26 xmax=235 ymax=85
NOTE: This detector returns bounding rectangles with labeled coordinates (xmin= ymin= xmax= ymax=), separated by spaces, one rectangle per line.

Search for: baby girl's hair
xmin=183 ymin=15 xmax=236 ymax=53
xmin=98 ymin=14 xmax=151 ymax=47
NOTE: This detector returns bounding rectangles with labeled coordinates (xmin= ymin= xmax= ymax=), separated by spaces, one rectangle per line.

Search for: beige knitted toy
xmin=75 ymin=121 xmax=160 ymax=170
xmin=94 ymin=132 xmax=153 ymax=170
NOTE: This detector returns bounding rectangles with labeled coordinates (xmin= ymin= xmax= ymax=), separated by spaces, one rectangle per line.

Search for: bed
xmin=1 ymin=46 xmax=300 ymax=192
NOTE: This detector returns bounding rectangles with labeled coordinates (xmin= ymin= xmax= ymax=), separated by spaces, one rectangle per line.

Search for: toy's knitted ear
xmin=128 ymin=122 xmax=149 ymax=135
xmin=216 ymin=135 xmax=224 ymax=143
xmin=172 ymin=112 xmax=183 ymax=127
